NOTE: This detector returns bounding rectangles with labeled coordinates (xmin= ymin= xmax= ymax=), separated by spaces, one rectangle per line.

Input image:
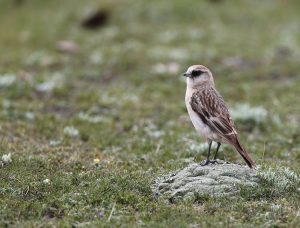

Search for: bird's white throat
xmin=186 ymin=77 xmax=195 ymax=89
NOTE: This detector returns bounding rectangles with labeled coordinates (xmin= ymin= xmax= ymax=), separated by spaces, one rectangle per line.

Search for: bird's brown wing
xmin=190 ymin=87 xmax=236 ymax=139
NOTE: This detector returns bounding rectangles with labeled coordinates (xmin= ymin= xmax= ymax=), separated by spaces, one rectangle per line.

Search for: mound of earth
xmin=152 ymin=160 xmax=259 ymax=202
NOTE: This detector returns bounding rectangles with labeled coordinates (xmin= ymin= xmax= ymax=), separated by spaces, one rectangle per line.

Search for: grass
xmin=0 ymin=0 xmax=300 ymax=226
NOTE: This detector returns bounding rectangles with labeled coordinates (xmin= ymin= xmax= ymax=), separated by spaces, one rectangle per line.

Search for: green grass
xmin=0 ymin=0 xmax=300 ymax=226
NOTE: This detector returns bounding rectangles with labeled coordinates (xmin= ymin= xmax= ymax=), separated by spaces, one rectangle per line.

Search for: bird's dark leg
xmin=201 ymin=141 xmax=212 ymax=166
xmin=213 ymin=142 xmax=221 ymax=160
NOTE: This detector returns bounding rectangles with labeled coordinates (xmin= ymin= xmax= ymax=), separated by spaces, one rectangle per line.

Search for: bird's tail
xmin=232 ymin=138 xmax=256 ymax=169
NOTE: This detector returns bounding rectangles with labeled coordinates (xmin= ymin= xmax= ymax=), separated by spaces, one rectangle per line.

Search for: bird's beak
xmin=183 ymin=72 xmax=191 ymax=77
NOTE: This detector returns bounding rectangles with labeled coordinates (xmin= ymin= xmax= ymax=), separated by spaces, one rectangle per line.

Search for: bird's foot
xmin=200 ymin=160 xmax=212 ymax=166
xmin=210 ymin=159 xmax=222 ymax=165
xmin=200 ymin=159 xmax=222 ymax=166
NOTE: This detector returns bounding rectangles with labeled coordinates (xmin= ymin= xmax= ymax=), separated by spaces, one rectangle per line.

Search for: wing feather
xmin=190 ymin=88 xmax=236 ymax=140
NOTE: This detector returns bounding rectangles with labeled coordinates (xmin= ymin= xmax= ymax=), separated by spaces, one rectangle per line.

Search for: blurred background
xmin=0 ymin=0 xmax=300 ymax=225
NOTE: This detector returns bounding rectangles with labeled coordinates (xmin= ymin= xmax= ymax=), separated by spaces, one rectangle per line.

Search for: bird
xmin=183 ymin=65 xmax=256 ymax=168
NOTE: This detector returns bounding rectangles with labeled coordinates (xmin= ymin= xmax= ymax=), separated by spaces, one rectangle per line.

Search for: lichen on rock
xmin=152 ymin=160 xmax=259 ymax=202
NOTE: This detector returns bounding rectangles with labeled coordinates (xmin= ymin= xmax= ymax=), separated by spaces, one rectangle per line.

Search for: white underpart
xmin=185 ymin=84 xmax=221 ymax=142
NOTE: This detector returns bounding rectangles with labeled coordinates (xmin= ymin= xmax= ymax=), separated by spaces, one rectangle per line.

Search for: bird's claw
xmin=200 ymin=160 xmax=210 ymax=166
xmin=210 ymin=160 xmax=222 ymax=165
xmin=200 ymin=159 xmax=221 ymax=166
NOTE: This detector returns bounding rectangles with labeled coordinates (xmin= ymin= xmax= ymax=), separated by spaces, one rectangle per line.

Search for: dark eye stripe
xmin=191 ymin=70 xmax=203 ymax=77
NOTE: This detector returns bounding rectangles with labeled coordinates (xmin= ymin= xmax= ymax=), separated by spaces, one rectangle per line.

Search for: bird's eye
xmin=191 ymin=70 xmax=202 ymax=77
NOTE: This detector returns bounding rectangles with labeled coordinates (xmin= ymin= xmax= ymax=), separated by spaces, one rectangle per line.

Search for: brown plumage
xmin=184 ymin=65 xmax=256 ymax=168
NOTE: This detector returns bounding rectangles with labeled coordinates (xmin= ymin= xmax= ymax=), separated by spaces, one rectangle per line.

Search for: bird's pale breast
xmin=185 ymin=88 xmax=219 ymax=141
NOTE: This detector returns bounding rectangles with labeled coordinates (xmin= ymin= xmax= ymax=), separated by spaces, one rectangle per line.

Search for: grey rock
xmin=152 ymin=160 xmax=259 ymax=202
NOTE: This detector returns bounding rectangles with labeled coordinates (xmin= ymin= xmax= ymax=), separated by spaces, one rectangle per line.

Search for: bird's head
xmin=183 ymin=65 xmax=214 ymax=88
